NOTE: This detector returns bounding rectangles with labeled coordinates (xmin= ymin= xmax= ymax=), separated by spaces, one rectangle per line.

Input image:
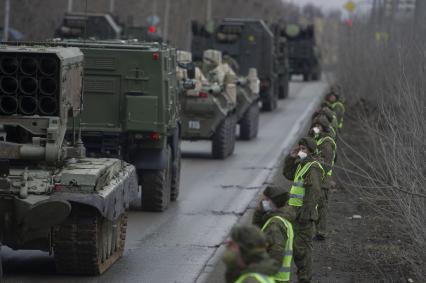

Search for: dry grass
xmin=335 ymin=21 xmax=426 ymax=280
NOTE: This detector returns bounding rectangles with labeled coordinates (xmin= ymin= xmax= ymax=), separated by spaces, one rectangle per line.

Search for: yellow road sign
xmin=345 ymin=1 xmax=355 ymax=12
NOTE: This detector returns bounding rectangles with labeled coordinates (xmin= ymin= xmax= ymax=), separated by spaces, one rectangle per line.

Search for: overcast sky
xmin=287 ymin=0 xmax=347 ymax=11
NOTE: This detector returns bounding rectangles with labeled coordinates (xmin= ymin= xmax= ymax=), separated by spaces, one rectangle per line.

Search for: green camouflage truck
xmin=56 ymin=40 xmax=181 ymax=212
xmin=283 ymin=24 xmax=321 ymax=81
xmin=0 ymin=45 xmax=138 ymax=277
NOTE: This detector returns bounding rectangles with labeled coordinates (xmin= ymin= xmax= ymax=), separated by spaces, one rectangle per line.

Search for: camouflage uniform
xmin=225 ymin=226 xmax=277 ymax=283
xmin=325 ymin=91 xmax=345 ymax=129
xmin=252 ymin=187 xmax=293 ymax=281
xmin=310 ymin=116 xmax=337 ymax=238
xmin=282 ymin=137 xmax=324 ymax=283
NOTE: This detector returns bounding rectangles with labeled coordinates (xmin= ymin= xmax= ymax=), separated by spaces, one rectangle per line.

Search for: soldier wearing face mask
xmin=252 ymin=186 xmax=294 ymax=282
xmin=312 ymin=105 xmax=338 ymax=138
xmin=223 ymin=225 xmax=277 ymax=283
xmin=282 ymin=137 xmax=324 ymax=283
xmin=309 ymin=116 xmax=337 ymax=240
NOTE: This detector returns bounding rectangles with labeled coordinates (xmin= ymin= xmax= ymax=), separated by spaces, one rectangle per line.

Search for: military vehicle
xmin=54 ymin=12 xmax=122 ymax=40
xmin=178 ymin=50 xmax=238 ymax=159
xmin=55 ymin=12 xmax=162 ymax=42
xmin=191 ymin=18 xmax=289 ymax=111
xmin=50 ymin=40 xmax=180 ymax=212
xmin=0 ymin=45 xmax=138 ymax=277
xmin=283 ymin=24 xmax=321 ymax=81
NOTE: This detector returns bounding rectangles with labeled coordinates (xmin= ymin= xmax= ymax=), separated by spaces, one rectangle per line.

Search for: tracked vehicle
xmin=0 ymin=45 xmax=138 ymax=277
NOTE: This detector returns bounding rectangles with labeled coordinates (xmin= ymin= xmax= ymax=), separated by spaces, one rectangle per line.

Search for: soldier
xmin=312 ymin=105 xmax=338 ymax=138
xmin=325 ymin=88 xmax=345 ymax=129
xmin=282 ymin=137 xmax=325 ymax=283
xmin=252 ymin=186 xmax=294 ymax=282
xmin=223 ymin=225 xmax=277 ymax=283
xmin=309 ymin=116 xmax=337 ymax=240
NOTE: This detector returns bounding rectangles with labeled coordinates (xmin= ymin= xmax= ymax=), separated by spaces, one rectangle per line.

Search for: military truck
xmin=51 ymin=40 xmax=180 ymax=212
xmin=178 ymin=50 xmax=238 ymax=159
xmin=55 ymin=12 xmax=162 ymax=42
xmin=191 ymin=18 xmax=289 ymax=111
xmin=0 ymin=45 xmax=138 ymax=277
xmin=54 ymin=12 xmax=122 ymax=40
xmin=283 ymin=24 xmax=321 ymax=81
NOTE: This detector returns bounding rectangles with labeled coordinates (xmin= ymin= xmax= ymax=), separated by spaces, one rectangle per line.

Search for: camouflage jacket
xmin=225 ymin=252 xmax=278 ymax=283
xmin=252 ymin=210 xmax=289 ymax=273
xmin=282 ymin=155 xmax=323 ymax=222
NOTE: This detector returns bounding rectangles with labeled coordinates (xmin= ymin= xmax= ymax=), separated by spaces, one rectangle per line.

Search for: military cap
xmin=231 ymin=225 xmax=267 ymax=253
xmin=298 ymin=136 xmax=317 ymax=153
xmin=263 ymin=186 xmax=289 ymax=208
xmin=312 ymin=115 xmax=331 ymax=131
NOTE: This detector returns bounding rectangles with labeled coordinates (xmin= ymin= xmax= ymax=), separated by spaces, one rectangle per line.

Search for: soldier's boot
xmin=294 ymin=221 xmax=314 ymax=283
xmin=315 ymin=188 xmax=329 ymax=240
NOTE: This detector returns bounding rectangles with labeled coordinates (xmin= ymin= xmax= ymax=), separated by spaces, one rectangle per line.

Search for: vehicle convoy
xmin=282 ymin=24 xmax=321 ymax=81
xmin=55 ymin=12 xmax=162 ymax=42
xmin=191 ymin=18 xmax=289 ymax=111
xmin=178 ymin=49 xmax=238 ymax=159
xmin=55 ymin=40 xmax=181 ymax=212
xmin=0 ymin=45 xmax=138 ymax=277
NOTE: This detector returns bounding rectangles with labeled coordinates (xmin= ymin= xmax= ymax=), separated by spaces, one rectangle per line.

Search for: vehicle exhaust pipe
xmin=0 ymin=96 xmax=18 ymax=115
xmin=19 ymin=96 xmax=37 ymax=115
xmin=0 ymin=56 xmax=19 ymax=75
xmin=39 ymin=57 xmax=58 ymax=76
xmin=20 ymin=57 xmax=38 ymax=75
xmin=0 ymin=76 xmax=18 ymax=95
xmin=39 ymin=77 xmax=58 ymax=96
xmin=38 ymin=96 xmax=58 ymax=115
xmin=19 ymin=77 xmax=38 ymax=95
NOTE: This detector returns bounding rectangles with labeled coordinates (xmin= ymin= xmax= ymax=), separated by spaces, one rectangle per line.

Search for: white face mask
xmin=297 ymin=151 xmax=308 ymax=160
xmin=261 ymin=200 xmax=273 ymax=212
xmin=313 ymin=127 xmax=321 ymax=135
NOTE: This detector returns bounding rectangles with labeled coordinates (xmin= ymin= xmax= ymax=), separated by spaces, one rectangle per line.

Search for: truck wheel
xmin=240 ymin=102 xmax=259 ymax=140
xmin=261 ymin=88 xmax=276 ymax=112
xmin=0 ymin=244 xmax=3 ymax=280
xmin=278 ymin=76 xmax=289 ymax=99
xmin=140 ymin=146 xmax=172 ymax=211
xmin=303 ymin=73 xmax=312 ymax=82
xmin=212 ymin=115 xmax=236 ymax=159
xmin=54 ymin=204 xmax=127 ymax=275
xmin=312 ymin=72 xmax=320 ymax=81
xmin=170 ymin=142 xmax=181 ymax=202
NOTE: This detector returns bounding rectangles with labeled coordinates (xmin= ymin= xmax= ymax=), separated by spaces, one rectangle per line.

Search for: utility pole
xmin=206 ymin=0 xmax=212 ymax=23
xmin=163 ymin=0 xmax=170 ymax=42
xmin=109 ymin=0 xmax=115 ymax=13
xmin=3 ymin=0 xmax=10 ymax=41
xmin=67 ymin=0 xmax=73 ymax=13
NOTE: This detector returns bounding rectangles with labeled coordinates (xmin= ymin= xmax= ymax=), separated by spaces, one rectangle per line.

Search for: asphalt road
xmin=1 ymin=80 xmax=327 ymax=283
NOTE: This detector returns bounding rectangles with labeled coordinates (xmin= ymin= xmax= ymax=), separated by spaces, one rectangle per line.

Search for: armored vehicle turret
xmin=0 ymin=45 xmax=138 ymax=277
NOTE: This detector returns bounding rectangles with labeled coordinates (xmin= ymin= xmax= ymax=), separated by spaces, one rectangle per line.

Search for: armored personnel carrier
xmin=178 ymin=50 xmax=238 ymax=159
xmin=191 ymin=18 xmax=289 ymax=111
xmin=0 ymin=45 xmax=138 ymax=277
xmin=52 ymin=40 xmax=181 ymax=212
